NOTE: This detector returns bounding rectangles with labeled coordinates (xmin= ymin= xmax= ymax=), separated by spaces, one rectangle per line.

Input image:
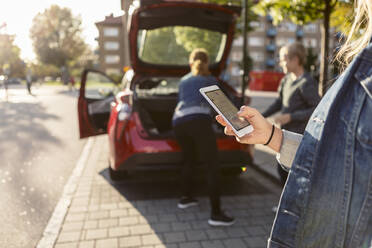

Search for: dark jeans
xmin=277 ymin=163 xmax=288 ymax=186
xmin=173 ymin=117 xmax=221 ymax=215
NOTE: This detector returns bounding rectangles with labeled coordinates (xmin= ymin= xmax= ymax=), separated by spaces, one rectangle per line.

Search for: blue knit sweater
xmin=172 ymin=73 xmax=218 ymax=126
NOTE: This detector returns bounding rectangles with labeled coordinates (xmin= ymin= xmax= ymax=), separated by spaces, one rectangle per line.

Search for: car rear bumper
xmin=116 ymin=150 xmax=253 ymax=171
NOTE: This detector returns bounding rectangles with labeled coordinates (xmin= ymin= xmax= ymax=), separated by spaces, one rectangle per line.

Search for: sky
xmin=0 ymin=0 xmax=124 ymax=61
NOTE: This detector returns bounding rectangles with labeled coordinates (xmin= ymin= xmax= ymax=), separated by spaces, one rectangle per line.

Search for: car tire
xmin=108 ymin=165 xmax=129 ymax=181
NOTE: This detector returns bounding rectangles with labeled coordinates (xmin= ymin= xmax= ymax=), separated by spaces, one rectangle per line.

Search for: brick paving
xmin=48 ymin=135 xmax=281 ymax=248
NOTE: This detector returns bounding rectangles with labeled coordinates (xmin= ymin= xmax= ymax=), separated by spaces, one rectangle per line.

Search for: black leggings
xmin=174 ymin=118 xmax=221 ymax=214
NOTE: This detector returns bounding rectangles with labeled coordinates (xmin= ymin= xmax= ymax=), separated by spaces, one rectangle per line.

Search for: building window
xmin=250 ymin=51 xmax=264 ymax=62
xmin=103 ymin=27 xmax=119 ymax=37
xmin=277 ymin=22 xmax=297 ymax=32
xmin=231 ymin=51 xmax=243 ymax=62
xmin=231 ymin=66 xmax=241 ymax=77
xmin=304 ymin=23 xmax=317 ymax=33
xmin=104 ymin=41 xmax=119 ymax=50
xmin=105 ymin=55 xmax=120 ymax=64
xmin=106 ymin=68 xmax=121 ymax=75
xmin=250 ymin=21 xmax=264 ymax=31
xmin=233 ymin=37 xmax=243 ymax=46
xmin=277 ymin=37 xmax=295 ymax=47
xmin=304 ymin=38 xmax=317 ymax=48
xmin=248 ymin=37 xmax=264 ymax=47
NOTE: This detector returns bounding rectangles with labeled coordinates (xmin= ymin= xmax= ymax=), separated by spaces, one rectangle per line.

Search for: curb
xmin=36 ymin=138 xmax=94 ymax=248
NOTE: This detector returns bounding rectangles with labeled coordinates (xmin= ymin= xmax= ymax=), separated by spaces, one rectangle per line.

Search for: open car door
xmin=78 ymin=69 xmax=119 ymax=138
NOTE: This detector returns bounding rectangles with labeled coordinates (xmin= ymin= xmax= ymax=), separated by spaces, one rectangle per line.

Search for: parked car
xmin=249 ymin=71 xmax=285 ymax=92
xmin=7 ymin=78 xmax=21 ymax=85
xmin=78 ymin=0 xmax=253 ymax=180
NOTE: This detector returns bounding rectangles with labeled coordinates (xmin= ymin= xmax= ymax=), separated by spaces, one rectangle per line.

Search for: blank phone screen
xmin=205 ymin=89 xmax=250 ymax=131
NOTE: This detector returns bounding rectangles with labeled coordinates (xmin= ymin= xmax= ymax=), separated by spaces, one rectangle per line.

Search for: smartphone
xmin=199 ymin=85 xmax=253 ymax=137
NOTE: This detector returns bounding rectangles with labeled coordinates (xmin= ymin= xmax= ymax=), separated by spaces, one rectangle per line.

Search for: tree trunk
xmin=319 ymin=0 xmax=331 ymax=97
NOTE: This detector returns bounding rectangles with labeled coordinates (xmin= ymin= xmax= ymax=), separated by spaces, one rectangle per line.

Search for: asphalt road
xmin=0 ymin=85 xmax=86 ymax=248
xmin=0 ymin=85 xmax=279 ymax=248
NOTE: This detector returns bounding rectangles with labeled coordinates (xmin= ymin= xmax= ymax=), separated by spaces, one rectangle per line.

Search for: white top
xmin=276 ymin=129 xmax=303 ymax=169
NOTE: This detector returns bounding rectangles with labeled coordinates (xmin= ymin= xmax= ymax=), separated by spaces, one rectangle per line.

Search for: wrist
xmin=268 ymin=127 xmax=283 ymax=153
xmin=263 ymin=124 xmax=275 ymax=146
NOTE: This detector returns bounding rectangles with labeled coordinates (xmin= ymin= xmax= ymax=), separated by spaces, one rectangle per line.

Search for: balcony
xmin=265 ymin=58 xmax=276 ymax=67
xmin=296 ymin=29 xmax=304 ymax=38
xmin=266 ymin=28 xmax=277 ymax=37
xmin=266 ymin=44 xmax=276 ymax=52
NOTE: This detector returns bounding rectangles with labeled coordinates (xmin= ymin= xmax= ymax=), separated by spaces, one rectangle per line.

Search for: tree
xmin=30 ymin=62 xmax=60 ymax=80
xmin=331 ymin=0 xmax=355 ymax=35
xmin=140 ymin=26 xmax=225 ymax=65
xmin=29 ymin=5 xmax=87 ymax=69
xmin=0 ymin=34 xmax=25 ymax=77
xmin=254 ymin=0 xmax=339 ymax=96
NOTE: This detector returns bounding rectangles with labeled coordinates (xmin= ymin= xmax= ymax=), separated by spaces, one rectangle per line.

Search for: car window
xmin=85 ymin=72 xmax=119 ymax=99
xmin=137 ymin=26 xmax=226 ymax=66
xmin=135 ymin=77 xmax=180 ymax=96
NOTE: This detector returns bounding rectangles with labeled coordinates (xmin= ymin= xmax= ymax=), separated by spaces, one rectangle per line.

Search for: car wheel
xmin=108 ymin=165 xmax=129 ymax=181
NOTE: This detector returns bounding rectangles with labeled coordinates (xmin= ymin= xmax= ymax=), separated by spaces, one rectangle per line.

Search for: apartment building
xmin=228 ymin=15 xmax=324 ymax=87
xmin=95 ymin=14 xmax=125 ymax=75
xmin=94 ymin=0 xmax=133 ymax=75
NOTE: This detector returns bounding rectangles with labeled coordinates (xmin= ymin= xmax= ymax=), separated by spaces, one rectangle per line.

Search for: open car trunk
xmin=134 ymin=77 xmax=179 ymax=138
xmin=135 ymin=93 xmax=178 ymax=138
xmin=133 ymin=77 xmax=233 ymax=139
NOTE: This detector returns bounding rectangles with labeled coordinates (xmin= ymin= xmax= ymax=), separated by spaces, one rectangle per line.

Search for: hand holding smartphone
xmin=199 ymin=85 xmax=253 ymax=137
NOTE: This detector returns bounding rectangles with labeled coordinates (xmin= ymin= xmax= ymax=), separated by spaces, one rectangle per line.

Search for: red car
xmin=249 ymin=70 xmax=285 ymax=92
xmin=78 ymin=1 xmax=253 ymax=180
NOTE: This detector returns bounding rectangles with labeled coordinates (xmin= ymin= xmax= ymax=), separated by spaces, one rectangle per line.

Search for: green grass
xmin=42 ymin=80 xmax=117 ymax=89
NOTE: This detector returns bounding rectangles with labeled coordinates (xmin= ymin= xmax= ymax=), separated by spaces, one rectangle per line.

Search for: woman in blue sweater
xmin=172 ymin=48 xmax=234 ymax=226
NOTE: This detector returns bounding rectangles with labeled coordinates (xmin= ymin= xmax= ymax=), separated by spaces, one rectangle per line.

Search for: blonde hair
xmin=189 ymin=48 xmax=210 ymax=76
xmin=281 ymin=42 xmax=306 ymax=66
xmin=336 ymin=0 xmax=372 ymax=68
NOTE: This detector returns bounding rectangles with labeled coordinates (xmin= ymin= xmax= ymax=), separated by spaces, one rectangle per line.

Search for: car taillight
xmin=116 ymin=103 xmax=131 ymax=140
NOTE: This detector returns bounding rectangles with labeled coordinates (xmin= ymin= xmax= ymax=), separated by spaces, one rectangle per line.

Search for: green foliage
xmin=331 ymin=0 xmax=354 ymax=34
xmin=30 ymin=62 xmax=60 ymax=79
xmin=107 ymin=73 xmax=123 ymax=84
xmin=140 ymin=27 xmax=189 ymax=65
xmin=253 ymin=0 xmax=329 ymax=25
xmin=139 ymin=26 xmax=224 ymax=65
xmin=29 ymin=5 xmax=87 ymax=68
xmin=0 ymin=34 xmax=25 ymax=77
xmin=199 ymin=0 xmax=242 ymax=6
xmin=174 ymin=27 xmax=223 ymax=62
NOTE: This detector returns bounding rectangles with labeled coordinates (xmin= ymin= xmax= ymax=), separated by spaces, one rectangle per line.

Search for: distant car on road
xmin=6 ymin=78 xmax=21 ymax=85
xmin=77 ymin=0 xmax=253 ymax=180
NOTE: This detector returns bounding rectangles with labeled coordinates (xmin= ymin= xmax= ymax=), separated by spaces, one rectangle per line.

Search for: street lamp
xmin=241 ymin=0 xmax=249 ymax=106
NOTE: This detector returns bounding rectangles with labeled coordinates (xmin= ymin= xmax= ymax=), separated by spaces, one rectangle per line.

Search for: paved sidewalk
xmin=40 ymin=135 xmax=281 ymax=248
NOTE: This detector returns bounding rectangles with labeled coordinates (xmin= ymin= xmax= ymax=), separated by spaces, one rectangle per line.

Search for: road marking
xmin=36 ymin=137 xmax=94 ymax=248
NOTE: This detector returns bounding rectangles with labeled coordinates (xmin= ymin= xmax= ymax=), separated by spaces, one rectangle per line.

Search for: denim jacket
xmin=269 ymin=43 xmax=372 ymax=247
